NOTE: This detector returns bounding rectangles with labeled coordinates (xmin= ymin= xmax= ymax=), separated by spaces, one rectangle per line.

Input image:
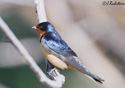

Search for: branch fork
xmin=0 ymin=0 xmax=65 ymax=87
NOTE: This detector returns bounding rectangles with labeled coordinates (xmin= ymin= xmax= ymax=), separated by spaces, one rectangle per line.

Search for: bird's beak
xmin=32 ymin=26 xmax=37 ymax=30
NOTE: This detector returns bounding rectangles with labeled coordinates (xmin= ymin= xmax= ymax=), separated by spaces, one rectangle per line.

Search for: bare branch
xmin=0 ymin=17 xmax=65 ymax=88
xmin=34 ymin=0 xmax=65 ymax=87
xmin=34 ymin=0 xmax=47 ymax=23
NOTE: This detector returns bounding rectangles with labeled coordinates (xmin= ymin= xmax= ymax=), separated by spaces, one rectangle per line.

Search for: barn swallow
xmin=33 ymin=22 xmax=104 ymax=83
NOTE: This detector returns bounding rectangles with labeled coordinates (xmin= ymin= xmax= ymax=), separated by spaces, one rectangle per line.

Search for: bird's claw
xmin=47 ymin=68 xmax=59 ymax=80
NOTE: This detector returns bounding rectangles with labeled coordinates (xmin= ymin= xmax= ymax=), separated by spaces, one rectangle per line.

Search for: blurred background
xmin=0 ymin=0 xmax=125 ymax=88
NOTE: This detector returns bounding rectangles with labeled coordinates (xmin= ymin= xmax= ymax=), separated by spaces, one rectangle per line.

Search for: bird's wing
xmin=41 ymin=32 xmax=104 ymax=83
xmin=41 ymin=32 xmax=77 ymax=57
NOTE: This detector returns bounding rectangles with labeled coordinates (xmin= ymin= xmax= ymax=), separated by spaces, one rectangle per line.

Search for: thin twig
xmin=0 ymin=17 xmax=64 ymax=87
xmin=35 ymin=0 xmax=47 ymax=23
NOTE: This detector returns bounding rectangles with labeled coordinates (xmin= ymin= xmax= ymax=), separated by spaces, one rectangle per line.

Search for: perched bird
xmin=33 ymin=22 xmax=104 ymax=83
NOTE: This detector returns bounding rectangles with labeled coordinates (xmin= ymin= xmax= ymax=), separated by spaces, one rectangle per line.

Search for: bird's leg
xmin=45 ymin=58 xmax=59 ymax=80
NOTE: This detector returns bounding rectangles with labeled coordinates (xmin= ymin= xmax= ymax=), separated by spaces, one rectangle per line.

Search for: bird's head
xmin=33 ymin=22 xmax=55 ymax=36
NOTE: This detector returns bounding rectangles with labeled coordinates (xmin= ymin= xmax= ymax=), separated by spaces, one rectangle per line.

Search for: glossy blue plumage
xmin=41 ymin=32 xmax=77 ymax=56
xmin=37 ymin=22 xmax=104 ymax=83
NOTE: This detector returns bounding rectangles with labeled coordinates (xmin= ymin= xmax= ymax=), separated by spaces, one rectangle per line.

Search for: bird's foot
xmin=47 ymin=68 xmax=59 ymax=80
xmin=47 ymin=68 xmax=65 ymax=84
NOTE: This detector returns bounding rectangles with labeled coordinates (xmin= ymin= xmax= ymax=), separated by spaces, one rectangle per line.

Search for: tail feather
xmin=86 ymin=71 xmax=104 ymax=84
xmin=93 ymin=77 xmax=104 ymax=84
xmin=66 ymin=56 xmax=104 ymax=83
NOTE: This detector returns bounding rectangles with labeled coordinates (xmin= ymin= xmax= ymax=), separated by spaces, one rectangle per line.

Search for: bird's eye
xmin=41 ymin=26 xmax=43 ymax=28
